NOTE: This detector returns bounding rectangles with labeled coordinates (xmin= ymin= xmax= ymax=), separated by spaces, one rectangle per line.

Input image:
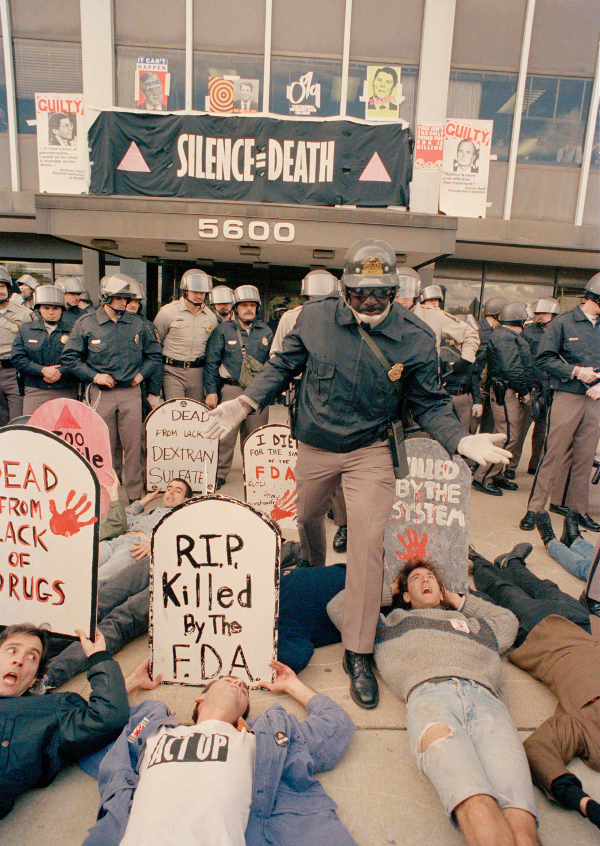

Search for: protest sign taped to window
xmin=363 ymin=65 xmax=402 ymax=122
xmin=35 ymin=93 xmax=87 ymax=194
xmin=0 ymin=426 xmax=99 ymax=639
xmin=29 ymin=398 xmax=113 ymax=515
xmin=136 ymin=58 xmax=170 ymax=111
xmin=150 ymin=495 xmax=280 ymax=686
xmin=145 ymin=399 xmax=218 ymax=494
xmin=414 ymin=124 xmax=445 ymax=169
xmin=440 ymin=119 xmax=494 ymax=218
xmin=384 ymin=437 xmax=470 ymax=592
xmin=243 ymin=424 xmax=297 ymax=529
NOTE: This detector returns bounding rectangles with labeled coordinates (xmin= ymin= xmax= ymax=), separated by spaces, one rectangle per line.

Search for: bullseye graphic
xmin=208 ymin=77 xmax=234 ymax=113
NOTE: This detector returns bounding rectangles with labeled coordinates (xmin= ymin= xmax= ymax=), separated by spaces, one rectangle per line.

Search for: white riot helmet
xmin=300 ymin=269 xmax=339 ymax=298
xmin=99 ymin=273 xmax=137 ymax=307
xmin=211 ymin=285 xmax=235 ymax=305
xmin=128 ymin=280 xmax=145 ymax=301
xmin=55 ymin=276 xmax=85 ymax=295
xmin=17 ymin=274 xmax=42 ymax=301
xmin=0 ymin=265 xmax=11 ymax=303
xmin=396 ymin=267 xmax=421 ymax=302
xmin=532 ymin=298 xmax=559 ymax=315
xmin=180 ymin=269 xmax=213 ymax=294
xmin=33 ymin=285 xmax=65 ymax=310
xmin=234 ymin=285 xmax=261 ymax=305
xmin=419 ymin=284 xmax=445 ymax=304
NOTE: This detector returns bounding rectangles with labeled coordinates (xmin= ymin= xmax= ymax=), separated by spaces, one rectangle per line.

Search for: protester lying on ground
xmin=471 ymin=543 xmax=600 ymax=831
xmin=0 ymin=624 xmax=155 ymax=819
xmin=328 ymin=558 xmax=540 ymax=846
xmin=81 ymin=660 xmax=357 ymax=846
xmin=534 ymin=507 xmax=600 ymax=586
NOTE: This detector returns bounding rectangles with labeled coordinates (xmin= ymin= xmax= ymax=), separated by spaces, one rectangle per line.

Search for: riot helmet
xmin=33 ymin=285 xmax=65 ymax=309
xmin=0 ymin=265 xmax=11 ymax=303
xmin=99 ymin=273 xmax=137 ymax=313
xmin=211 ymin=285 xmax=235 ymax=305
xmin=55 ymin=276 xmax=85 ymax=295
xmin=584 ymin=272 xmax=600 ymax=305
xmin=300 ymin=269 xmax=339 ymax=298
xmin=395 ymin=267 xmax=421 ymax=302
xmin=180 ymin=269 xmax=213 ymax=294
xmin=341 ymin=239 xmax=398 ymax=304
xmin=532 ymin=298 xmax=559 ymax=315
xmin=483 ymin=297 xmax=507 ymax=317
xmin=419 ymin=284 xmax=445 ymax=304
xmin=234 ymin=285 xmax=261 ymax=305
xmin=499 ymin=302 xmax=528 ymax=326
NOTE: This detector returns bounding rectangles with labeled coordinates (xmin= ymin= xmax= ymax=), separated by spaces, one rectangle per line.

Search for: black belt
xmin=0 ymin=359 xmax=13 ymax=369
xmin=163 ymin=356 xmax=205 ymax=369
xmin=446 ymin=388 xmax=470 ymax=397
xmin=221 ymin=378 xmax=238 ymax=386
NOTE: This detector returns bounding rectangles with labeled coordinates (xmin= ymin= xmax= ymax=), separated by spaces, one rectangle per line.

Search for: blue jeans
xmin=547 ymin=537 xmax=594 ymax=581
xmin=98 ymin=533 xmax=148 ymax=585
xmin=407 ymin=678 xmax=537 ymax=822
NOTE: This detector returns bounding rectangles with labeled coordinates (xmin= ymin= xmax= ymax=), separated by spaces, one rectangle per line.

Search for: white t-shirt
xmin=121 ymin=719 xmax=256 ymax=846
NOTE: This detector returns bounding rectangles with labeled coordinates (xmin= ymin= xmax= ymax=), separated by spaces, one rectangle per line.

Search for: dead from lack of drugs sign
xmin=384 ymin=438 xmax=470 ymax=592
xmin=150 ymin=496 xmax=280 ymax=686
xmin=0 ymin=427 xmax=99 ymax=638
xmin=146 ymin=399 xmax=218 ymax=493
xmin=243 ymin=424 xmax=297 ymax=529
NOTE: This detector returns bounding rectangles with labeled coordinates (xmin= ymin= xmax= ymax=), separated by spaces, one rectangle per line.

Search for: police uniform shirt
xmin=204 ymin=318 xmax=273 ymax=393
xmin=0 ymin=301 xmax=31 ymax=358
xmin=413 ymin=303 xmax=480 ymax=363
xmin=536 ymin=305 xmax=600 ymax=394
xmin=11 ymin=317 xmax=78 ymax=390
xmin=154 ymin=298 xmax=218 ymax=360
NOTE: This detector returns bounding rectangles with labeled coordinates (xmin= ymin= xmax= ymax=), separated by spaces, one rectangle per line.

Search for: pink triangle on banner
xmin=359 ymin=152 xmax=392 ymax=182
xmin=117 ymin=141 xmax=151 ymax=173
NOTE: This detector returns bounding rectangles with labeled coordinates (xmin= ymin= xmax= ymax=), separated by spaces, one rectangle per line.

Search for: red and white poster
xmin=135 ymin=58 xmax=170 ymax=111
xmin=243 ymin=424 xmax=297 ymax=529
xmin=440 ymin=119 xmax=494 ymax=218
xmin=34 ymin=93 xmax=87 ymax=194
xmin=414 ymin=124 xmax=445 ymax=169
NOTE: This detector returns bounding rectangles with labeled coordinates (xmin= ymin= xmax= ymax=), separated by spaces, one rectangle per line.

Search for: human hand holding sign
xmin=396 ymin=528 xmax=428 ymax=561
xmin=49 ymin=490 xmax=98 ymax=536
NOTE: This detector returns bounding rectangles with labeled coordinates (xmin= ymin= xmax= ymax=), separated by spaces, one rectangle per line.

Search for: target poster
xmin=364 ymin=65 xmax=402 ymax=121
xmin=136 ymin=58 xmax=170 ymax=111
xmin=439 ymin=119 xmax=493 ymax=218
xmin=150 ymin=496 xmax=280 ymax=686
xmin=145 ymin=398 xmax=218 ymax=493
xmin=28 ymin=398 xmax=113 ymax=515
xmin=243 ymin=424 xmax=297 ymax=529
xmin=34 ymin=93 xmax=87 ymax=194
xmin=0 ymin=426 xmax=99 ymax=638
xmin=384 ymin=438 xmax=470 ymax=592
xmin=207 ymin=77 xmax=259 ymax=113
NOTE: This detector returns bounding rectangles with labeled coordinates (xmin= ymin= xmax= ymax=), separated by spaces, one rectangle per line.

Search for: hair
xmin=191 ymin=676 xmax=250 ymax=723
xmin=140 ymin=71 xmax=161 ymax=89
xmin=394 ymin=558 xmax=449 ymax=608
xmin=0 ymin=623 xmax=50 ymax=680
xmin=49 ymin=112 xmax=70 ymax=133
xmin=170 ymin=478 xmax=193 ymax=499
xmin=374 ymin=66 xmax=398 ymax=88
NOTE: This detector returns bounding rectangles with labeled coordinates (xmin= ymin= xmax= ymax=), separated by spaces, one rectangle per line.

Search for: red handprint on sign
xmin=270 ymin=490 xmax=297 ymax=520
xmin=49 ymin=490 xmax=98 ymax=537
xmin=396 ymin=528 xmax=429 ymax=561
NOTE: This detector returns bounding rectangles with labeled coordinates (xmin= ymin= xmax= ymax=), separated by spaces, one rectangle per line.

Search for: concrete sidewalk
xmin=2 ymin=405 xmax=599 ymax=845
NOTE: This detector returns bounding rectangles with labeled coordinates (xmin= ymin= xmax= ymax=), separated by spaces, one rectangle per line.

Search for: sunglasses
xmin=346 ymin=287 xmax=396 ymax=300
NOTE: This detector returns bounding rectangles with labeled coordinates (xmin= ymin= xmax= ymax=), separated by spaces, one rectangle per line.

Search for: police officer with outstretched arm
xmin=206 ymin=239 xmax=511 ymax=710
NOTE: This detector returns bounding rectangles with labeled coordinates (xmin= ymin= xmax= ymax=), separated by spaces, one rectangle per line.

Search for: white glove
xmin=147 ymin=394 xmax=162 ymax=410
xmin=205 ymin=398 xmax=248 ymax=440
xmin=586 ymin=383 xmax=600 ymax=401
xmin=471 ymin=404 xmax=483 ymax=418
xmin=457 ymin=433 xmax=512 ymax=467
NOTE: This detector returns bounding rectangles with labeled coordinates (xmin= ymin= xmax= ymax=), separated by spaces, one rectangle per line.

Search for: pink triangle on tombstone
xmin=359 ymin=152 xmax=392 ymax=182
xmin=117 ymin=141 xmax=151 ymax=173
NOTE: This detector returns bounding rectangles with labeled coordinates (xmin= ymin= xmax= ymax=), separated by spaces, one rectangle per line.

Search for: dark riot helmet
xmin=300 ymin=269 xmax=339 ymax=297
xmin=483 ymin=296 xmax=507 ymax=317
xmin=584 ymin=272 xmax=600 ymax=305
xmin=341 ymin=239 xmax=398 ymax=303
xmin=499 ymin=302 xmax=528 ymax=326
xmin=0 ymin=265 xmax=11 ymax=303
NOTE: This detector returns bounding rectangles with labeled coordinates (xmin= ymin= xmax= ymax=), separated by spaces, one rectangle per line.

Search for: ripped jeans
xmin=406 ymin=678 xmax=538 ymax=822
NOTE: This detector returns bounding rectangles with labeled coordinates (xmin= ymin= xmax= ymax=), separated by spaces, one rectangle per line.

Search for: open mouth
xmin=3 ymin=672 xmax=18 ymax=685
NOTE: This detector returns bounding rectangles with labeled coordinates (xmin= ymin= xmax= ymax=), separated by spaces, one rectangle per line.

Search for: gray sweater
xmin=327 ymin=590 xmax=518 ymax=701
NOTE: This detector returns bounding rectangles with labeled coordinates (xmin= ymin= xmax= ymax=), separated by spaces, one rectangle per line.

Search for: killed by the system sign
xmin=150 ymin=496 xmax=280 ymax=686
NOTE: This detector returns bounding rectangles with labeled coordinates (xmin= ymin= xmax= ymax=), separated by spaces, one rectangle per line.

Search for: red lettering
xmin=256 ymin=466 xmax=264 ymax=478
xmin=270 ymin=467 xmax=280 ymax=479
xmin=33 ymin=526 xmax=48 ymax=551
xmin=8 ymin=551 xmax=20 ymax=567
xmin=52 ymin=580 xmax=66 ymax=606
xmin=43 ymin=465 xmax=58 ymax=492
xmin=284 ymin=467 xmax=295 ymax=481
xmin=30 ymin=500 xmax=42 ymax=519
xmin=8 ymin=498 xmax=19 ymax=515
xmin=8 ymin=573 xmax=19 ymax=598
xmin=23 ymin=464 xmax=40 ymax=491
xmin=22 ymin=576 xmax=33 ymax=600
xmin=4 ymin=521 xmax=16 ymax=543
xmin=17 ymin=525 xmax=31 ymax=546
xmin=4 ymin=461 xmax=20 ymax=488
xmin=36 ymin=578 xmax=50 ymax=602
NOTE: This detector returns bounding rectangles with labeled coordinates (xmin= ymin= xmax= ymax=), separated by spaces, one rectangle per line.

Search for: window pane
xmin=116 ymin=46 xmax=185 ymax=110
xmin=435 ymin=277 xmax=483 ymax=317
xmin=193 ymin=52 xmax=264 ymax=111
xmin=4 ymin=261 xmax=52 ymax=280
xmin=448 ymin=70 xmax=517 ymax=160
xmin=452 ymin=0 xmax=527 ymax=71
xmin=481 ymin=280 xmax=554 ymax=307
xmin=350 ymin=0 xmax=424 ymax=65
xmin=115 ymin=0 xmax=185 ymax=45
xmin=272 ymin=0 xmax=344 ymax=56
xmin=11 ymin=0 xmax=81 ymax=39
xmin=194 ymin=0 xmax=265 ymax=53
xmin=14 ymin=39 xmax=82 ymax=134
xmin=346 ymin=63 xmax=417 ymax=125
xmin=270 ymin=56 xmax=343 ymax=117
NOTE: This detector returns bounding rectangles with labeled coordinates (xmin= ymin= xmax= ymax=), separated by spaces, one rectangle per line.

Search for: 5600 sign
xmin=198 ymin=218 xmax=295 ymax=242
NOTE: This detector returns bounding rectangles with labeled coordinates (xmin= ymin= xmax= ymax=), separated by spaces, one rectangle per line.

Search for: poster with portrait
xmin=439 ymin=119 xmax=494 ymax=218
xmin=232 ymin=78 xmax=260 ymax=113
xmin=364 ymin=65 xmax=402 ymax=121
xmin=135 ymin=58 xmax=170 ymax=111
xmin=34 ymin=93 xmax=87 ymax=194
xmin=0 ymin=426 xmax=99 ymax=639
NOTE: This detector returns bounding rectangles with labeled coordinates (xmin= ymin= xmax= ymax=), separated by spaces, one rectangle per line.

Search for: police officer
xmin=204 ymin=284 xmax=272 ymax=488
xmin=11 ymin=286 xmax=79 ymax=415
xmin=55 ymin=276 xmax=92 ymax=331
xmin=413 ymin=283 xmax=480 ymax=362
xmin=520 ymin=274 xmax=600 ymax=533
xmin=153 ymin=269 xmax=217 ymax=402
xmin=522 ymin=298 xmax=560 ymax=475
xmin=473 ymin=302 xmax=539 ymax=495
xmin=125 ymin=281 xmax=163 ymax=405
xmin=61 ymin=274 xmax=163 ymax=501
xmin=210 ymin=285 xmax=235 ymax=323
xmin=474 ymin=296 xmax=507 ymax=434
xmin=206 ymin=239 xmax=510 ymax=709
xmin=440 ymin=334 xmax=482 ymax=431
xmin=394 ymin=266 xmax=421 ymax=310
xmin=16 ymin=274 xmax=42 ymax=310
xmin=0 ymin=266 xmax=31 ymax=424
xmin=270 ymin=269 xmax=339 ymax=356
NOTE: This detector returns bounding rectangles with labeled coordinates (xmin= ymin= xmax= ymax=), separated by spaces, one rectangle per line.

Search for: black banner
xmin=89 ymin=112 xmax=412 ymax=207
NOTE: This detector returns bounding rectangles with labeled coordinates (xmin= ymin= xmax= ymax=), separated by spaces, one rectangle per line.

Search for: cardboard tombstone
xmin=151 ymin=495 xmax=280 ymax=686
xmin=0 ymin=426 xmax=99 ymax=638
xmin=145 ymin=399 xmax=218 ymax=494
xmin=28 ymin=398 xmax=113 ymax=515
xmin=243 ymin=424 xmax=297 ymax=529
xmin=384 ymin=437 xmax=470 ymax=592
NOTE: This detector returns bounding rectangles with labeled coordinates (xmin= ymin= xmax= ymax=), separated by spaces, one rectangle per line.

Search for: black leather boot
xmin=343 ymin=650 xmax=379 ymax=709
xmin=560 ymin=509 xmax=582 ymax=548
